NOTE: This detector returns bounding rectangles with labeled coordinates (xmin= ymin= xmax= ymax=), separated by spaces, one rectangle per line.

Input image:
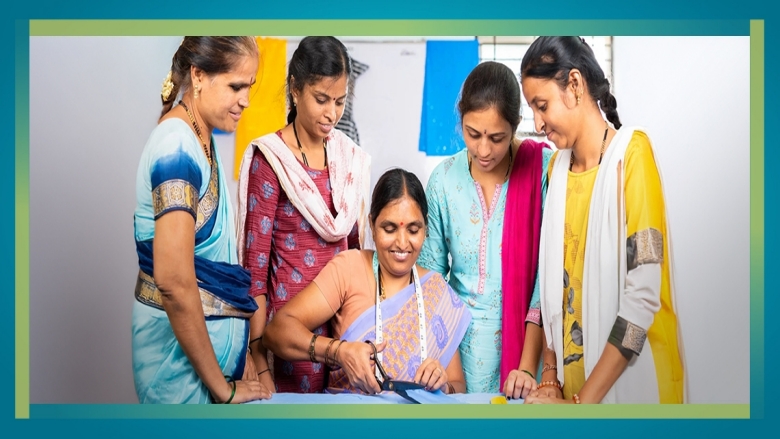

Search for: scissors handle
xmin=365 ymin=340 xmax=389 ymax=385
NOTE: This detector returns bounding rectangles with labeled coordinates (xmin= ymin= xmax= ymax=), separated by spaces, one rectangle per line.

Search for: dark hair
xmin=520 ymin=36 xmax=621 ymax=129
xmin=370 ymin=169 xmax=428 ymax=226
xmin=458 ymin=61 xmax=522 ymax=135
xmin=287 ymin=36 xmax=352 ymax=125
xmin=160 ymin=37 xmax=258 ymax=118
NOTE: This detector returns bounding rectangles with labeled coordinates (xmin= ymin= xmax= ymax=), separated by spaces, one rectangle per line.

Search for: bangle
xmin=222 ymin=375 xmax=236 ymax=404
xmin=257 ymin=369 xmax=270 ymax=376
xmin=308 ymin=334 xmax=319 ymax=363
xmin=537 ymin=380 xmax=562 ymax=391
xmin=324 ymin=338 xmax=337 ymax=366
xmin=520 ymin=369 xmax=535 ymax=380
xmin=331 ymin=340 xmax=345 ymax=368
xmin=249 ymin=336 xmax=263 ymax=347
xmin=572 ymin=393 xmax=581 ymax=404
xmin=542 ymin=363 xmax=557 ymax=373
xmin=446 ymin=383 xmax=455 ymax=395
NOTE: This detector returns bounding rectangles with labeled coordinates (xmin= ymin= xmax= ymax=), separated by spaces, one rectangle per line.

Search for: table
xmin=246 ymin=391 xmax=524 ymax=404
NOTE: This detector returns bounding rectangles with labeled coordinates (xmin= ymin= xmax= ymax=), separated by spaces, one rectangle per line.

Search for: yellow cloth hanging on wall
xmin=233 ymin=37 xmax=287 ymax=179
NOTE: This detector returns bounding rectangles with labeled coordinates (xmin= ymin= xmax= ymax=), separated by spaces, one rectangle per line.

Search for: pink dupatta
xmin=500 ymin=139 xmax=548 ymax=384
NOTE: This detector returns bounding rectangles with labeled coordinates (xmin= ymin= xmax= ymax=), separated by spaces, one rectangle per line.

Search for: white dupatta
xmin=540 ymin=126 xmax=687 ymax=403
xmin=235 ymin=129 xmax=372 ymax=265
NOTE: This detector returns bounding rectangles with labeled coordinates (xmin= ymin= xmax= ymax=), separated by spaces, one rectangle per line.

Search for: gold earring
xmin=576 ymin=93 xmax=581 ymax=105
xmin=194 ymin=85 xmax=200 ymax=99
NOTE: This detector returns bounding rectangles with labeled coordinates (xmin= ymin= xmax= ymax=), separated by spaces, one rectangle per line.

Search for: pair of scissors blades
xmin=366 ymin=340 xmax=425 ymax=404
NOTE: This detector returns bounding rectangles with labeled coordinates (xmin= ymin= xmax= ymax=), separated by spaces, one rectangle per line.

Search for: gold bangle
xmin=542 ymin=363 xmax=557 ymax=373
xmin=308 ymin=334 xmax=319 ymax=363
xmin=331 ymin=340 xmax=345 ymax=368
xmin=324 ymin=338 xmax=337 ymax=366
xmin=447 ymin=383 xmax=455 ymax=394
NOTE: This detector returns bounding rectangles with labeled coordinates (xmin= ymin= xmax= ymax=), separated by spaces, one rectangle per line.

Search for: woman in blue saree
xmin=132 ymin=37 xmax=271 ymax=404
xmin=263 ymin=169 xmax=471 ymax=395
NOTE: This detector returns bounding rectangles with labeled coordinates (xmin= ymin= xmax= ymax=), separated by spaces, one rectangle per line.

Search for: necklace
xmin=570 ymin=121 xmax=609 ymax=171
xmin=377 ymin=264 xmax=414 ymax=302
xmin=468 ymin=142 xmax=514 ymax=181
xmin=179 ymin=100 xmax=212 ymax=166
xmin=292 ymin=119 xmax=328 ymax=167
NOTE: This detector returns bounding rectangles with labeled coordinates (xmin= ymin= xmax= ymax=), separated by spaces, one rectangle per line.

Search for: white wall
xmin=29 ymin=36 xmax=182 ymax=403
xmin=612 ymin=36 xmax=750 ymax=403
xmin=29 ymin=36 xmax=750 ymax=404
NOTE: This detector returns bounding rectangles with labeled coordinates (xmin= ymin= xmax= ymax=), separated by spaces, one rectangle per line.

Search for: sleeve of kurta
xmin=417 ymin=163 xmax=451 ymax=277
xmin=244 ymin=150 xmax=281 ymax=298
xmin=608 ymin=132 xmax=666 ymax=360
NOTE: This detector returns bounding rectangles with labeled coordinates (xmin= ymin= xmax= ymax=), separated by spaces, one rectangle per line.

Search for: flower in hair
xmin=161 ymin=70 xmax=174 ymax=101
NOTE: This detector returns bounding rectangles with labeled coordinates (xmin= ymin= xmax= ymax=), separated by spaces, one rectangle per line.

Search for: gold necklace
xmin=570 ymin=121 xmax=609 ymax=171
xmin=179 ymin=100 xmax=212 ymax=166
xmin=377 ymin=268 xmax=413 ymax=302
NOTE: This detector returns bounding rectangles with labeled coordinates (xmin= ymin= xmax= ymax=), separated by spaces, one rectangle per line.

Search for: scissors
xmin=365 ymin=340 xmax=426 ymax=404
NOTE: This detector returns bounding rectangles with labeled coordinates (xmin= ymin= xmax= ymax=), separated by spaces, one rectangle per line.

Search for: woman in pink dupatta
xmin=418 ymin=61 xmax=552 ymax=398
xmin=263 ymin=169 xmax=471 ymax=396
xmin=235 ymin=37 xmax=371 ymax=394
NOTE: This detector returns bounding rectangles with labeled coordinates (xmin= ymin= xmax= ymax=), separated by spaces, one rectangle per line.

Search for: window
xmin=478 ymin=36 xmax=613 ymax=138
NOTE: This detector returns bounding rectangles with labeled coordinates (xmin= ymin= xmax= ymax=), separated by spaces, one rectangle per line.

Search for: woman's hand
xmin=524 ymin=393 xmax=573 ymax=404
xmin=213 ymin=378 xmax=272 ymax=403
xmin=414 ymin=358 xmax=448 ymax=392
xmin=334 ymin=341 xmax=386 ymax=395
xmin=524 ymin=384 xmax=564 ymax=403
xmin=502 ymin=369 xmax=537 ymax=400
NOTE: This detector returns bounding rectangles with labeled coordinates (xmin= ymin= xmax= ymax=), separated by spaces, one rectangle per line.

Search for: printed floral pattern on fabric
xmin=243 ymin=145 xmax=360 ymax=393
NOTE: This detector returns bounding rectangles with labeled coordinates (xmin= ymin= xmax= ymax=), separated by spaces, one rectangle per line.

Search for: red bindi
xmin=400 ymin=222 xmax=404 ymax=226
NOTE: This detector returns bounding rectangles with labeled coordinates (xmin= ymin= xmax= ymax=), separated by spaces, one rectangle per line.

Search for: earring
xmin=576 ymin=93 xmax=581 ymax=105
xmin=194 ymin=85 xmax=200 ymax=99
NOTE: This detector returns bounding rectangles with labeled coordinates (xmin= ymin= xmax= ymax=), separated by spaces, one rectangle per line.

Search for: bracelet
xmin=249 ymin=336 xmax=263 ymax=347
xmin=537 ymin=380 xmax=562 ymax=391
xmin=257 ymin=369 xmax=270 ymax=376
xmin=324 ymin=338 xmax=337 ymax=366
xmin=572 ymin=394 xmax=581 ymax=404
xmin=222 ymin=375 xmax=236 ymax=404
xmin=446 ymin=383 xmax=455 ymax=395
xmin=331 ymin=340 xmax=345 ymax=368
xmin=542 ymin=363 xmax=557 ymax=373
xmin=520 ymin=369 xmax=535 ymax=380
xmin=308 ymin=334 xmax=319 ymax=363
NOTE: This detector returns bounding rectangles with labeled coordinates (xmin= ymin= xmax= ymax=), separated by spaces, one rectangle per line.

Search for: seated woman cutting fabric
xmin=263 ymin=168 xmax=472 ymax=395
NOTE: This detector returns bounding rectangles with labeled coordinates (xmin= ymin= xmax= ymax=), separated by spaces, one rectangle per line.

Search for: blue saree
xmin=132 ymin=119 xmax=257 ymax=403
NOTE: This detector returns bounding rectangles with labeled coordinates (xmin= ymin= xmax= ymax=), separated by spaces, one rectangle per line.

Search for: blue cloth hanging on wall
xmin=418 ymin=39 xmax=479 ymax=156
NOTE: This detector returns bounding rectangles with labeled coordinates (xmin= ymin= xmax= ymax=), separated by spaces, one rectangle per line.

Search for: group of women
xmin=131 ymin=36 xmax=685 ymax=405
